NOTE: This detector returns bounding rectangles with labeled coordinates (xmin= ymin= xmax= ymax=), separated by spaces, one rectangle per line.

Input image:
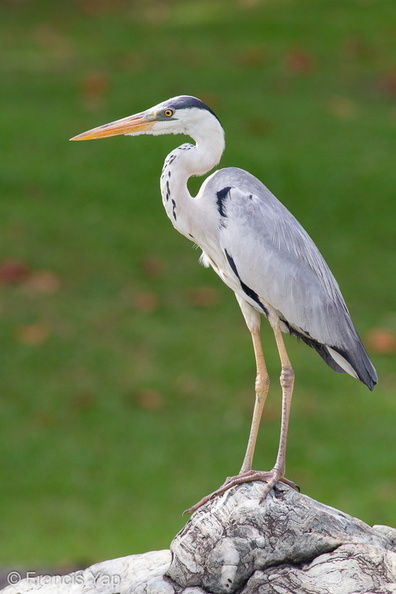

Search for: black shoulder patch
xmin=216 ymin=186 xmax=232 ymax=218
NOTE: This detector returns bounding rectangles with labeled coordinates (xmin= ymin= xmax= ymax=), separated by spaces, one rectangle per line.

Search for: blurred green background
xmin=1 ymin=0 xmax=395 ymax=569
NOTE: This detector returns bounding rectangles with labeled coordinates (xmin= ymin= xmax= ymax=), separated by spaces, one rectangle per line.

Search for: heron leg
xmin=258 ymin=321 xmax=295 ymax=500
xmin=239 ymin=326 xmax=270 ymax=474
xmin=184 ymin=305 xmax=298 ymax=516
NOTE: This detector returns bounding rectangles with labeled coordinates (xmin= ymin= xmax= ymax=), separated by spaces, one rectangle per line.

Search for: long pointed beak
xmin=70 ymin=112 xmax=154 ymax=141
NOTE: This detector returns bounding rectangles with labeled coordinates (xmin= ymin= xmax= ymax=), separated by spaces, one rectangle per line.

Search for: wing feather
xmin=205 ymin=168 xmax=346 ymax=343
xmin=201 ymin=167 xmax=377 ymax=388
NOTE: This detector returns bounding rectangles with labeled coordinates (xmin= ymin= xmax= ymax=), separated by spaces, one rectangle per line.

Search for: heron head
xmin=70 ymin=96 xmax=221 ymax=142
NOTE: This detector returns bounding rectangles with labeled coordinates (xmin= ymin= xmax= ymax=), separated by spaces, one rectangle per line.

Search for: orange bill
xmin=70 ymin=112 xmax=154 ymax=141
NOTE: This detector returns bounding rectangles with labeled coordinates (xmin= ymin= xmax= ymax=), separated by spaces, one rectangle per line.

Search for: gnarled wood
xmin=2 ymin=483 xmax=396 ymax=593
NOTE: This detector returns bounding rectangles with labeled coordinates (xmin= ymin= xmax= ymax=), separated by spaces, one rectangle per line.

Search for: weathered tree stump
xmin=3 ymin=482 xmax=396 ymax=593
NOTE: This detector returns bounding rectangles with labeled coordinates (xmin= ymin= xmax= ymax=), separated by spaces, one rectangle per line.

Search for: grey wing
xmin=205 ymin=167 xmax=377 ymax=389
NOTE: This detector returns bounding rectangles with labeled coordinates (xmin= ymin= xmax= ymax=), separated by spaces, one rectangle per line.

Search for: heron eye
xmin=164 ymin=109 xmax=174 ymax=117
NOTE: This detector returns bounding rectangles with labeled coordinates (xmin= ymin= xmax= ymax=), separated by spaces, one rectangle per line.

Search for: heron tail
xmin=299 ymin=334 xmax=378 ymax=391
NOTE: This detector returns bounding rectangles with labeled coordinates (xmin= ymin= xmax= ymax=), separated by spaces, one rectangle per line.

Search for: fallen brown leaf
xmin=141 ymin=255 xmax=165 ymax=278
xmin=25 ymin=270 xmax=60 ymax=294
xmin=81 ymin=72 xmax=109 ymax=111
xmin=185 ymin=286 xmax=219 ymax=308
xmin=366 ymin=328 xmax=396 ymax=354
xmin=136 ymin=389 xmax=164 ymax=411
xmin=72 ymin=391 xmax=95 ymax=412
xmin=285 ymin=48 xmax=316 ymax=74
xmin=238 ymin=46 xmax=269 ymax=68
xmin=16 ymin=322 xmax=51 ymax=346
xmin=131 ymin=290 xmax=158 ymax=314
xmin=0 ymin=260 xmax=30 ymax=285
xmin=379 ymin=71 xmax=396 ymax=99
xmin=244 ymin=117 xmax=272 ymax=137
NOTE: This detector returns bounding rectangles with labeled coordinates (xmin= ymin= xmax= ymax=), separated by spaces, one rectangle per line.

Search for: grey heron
xmin=71 ymin=95 xmax=377 ymax=513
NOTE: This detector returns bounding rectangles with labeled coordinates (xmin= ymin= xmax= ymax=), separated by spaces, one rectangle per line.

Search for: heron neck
xmin=160 ymin=128 xmax=225 ymax=239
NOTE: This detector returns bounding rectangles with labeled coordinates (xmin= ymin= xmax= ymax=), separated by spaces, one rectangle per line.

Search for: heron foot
xmin=184 ymin=469 xmax=299 ymax=515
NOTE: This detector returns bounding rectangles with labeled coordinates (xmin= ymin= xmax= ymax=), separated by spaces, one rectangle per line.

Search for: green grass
xmin=1 ymin=0 xmax=395 ymax=567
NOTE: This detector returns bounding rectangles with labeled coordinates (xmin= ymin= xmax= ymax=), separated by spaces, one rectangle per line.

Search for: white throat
xmin=160 ymin=120 xmax=225 ymax=239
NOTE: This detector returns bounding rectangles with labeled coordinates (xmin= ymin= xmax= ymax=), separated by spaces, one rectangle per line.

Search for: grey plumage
xmin=200 ymin=167 xmax=377 ymax=390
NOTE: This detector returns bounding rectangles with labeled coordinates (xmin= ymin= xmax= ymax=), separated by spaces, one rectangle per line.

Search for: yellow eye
xmin=164 ymin=109 xmax=174 ymax=117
